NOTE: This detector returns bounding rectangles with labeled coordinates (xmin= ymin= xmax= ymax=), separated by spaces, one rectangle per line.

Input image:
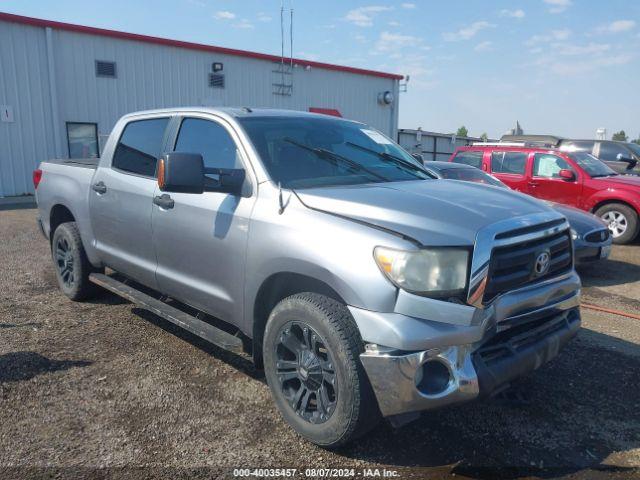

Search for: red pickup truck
xmin=450 ymin=144 xmax=640 ymax=244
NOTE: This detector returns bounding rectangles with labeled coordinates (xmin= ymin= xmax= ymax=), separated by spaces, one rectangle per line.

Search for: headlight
xmin=570 ymin=228 xmax=579 ymax=240
xmin=374 ymin=246 xmax=469 ymax=296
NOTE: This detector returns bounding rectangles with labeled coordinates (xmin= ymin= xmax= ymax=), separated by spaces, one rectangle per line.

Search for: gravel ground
xmin=1 ymin=208 xmax=639 ymax=480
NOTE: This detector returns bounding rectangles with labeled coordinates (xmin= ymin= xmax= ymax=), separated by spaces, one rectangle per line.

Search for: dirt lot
xmin=1 ymin=208 xmax=639 ymax=479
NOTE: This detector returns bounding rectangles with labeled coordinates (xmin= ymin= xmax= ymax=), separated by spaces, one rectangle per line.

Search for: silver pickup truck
xmin=35 ymin=108 xmax=581 ymax=447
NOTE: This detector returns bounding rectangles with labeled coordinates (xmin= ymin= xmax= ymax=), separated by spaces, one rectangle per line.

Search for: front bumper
xmin=354 ymin=272 xmax=581 ymax=418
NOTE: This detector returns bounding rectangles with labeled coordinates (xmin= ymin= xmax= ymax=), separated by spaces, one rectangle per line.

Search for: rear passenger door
xmin=151 ymin=115 xmax=256 ymax=326
xmin=489 ymin=151 xmax=529 ymax=192
xmin=90 ymin=116 xmax=171 ymax=288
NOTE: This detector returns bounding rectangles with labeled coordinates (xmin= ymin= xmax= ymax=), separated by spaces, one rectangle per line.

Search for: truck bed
xmin=44 ymin=158 xmax=99 ymax=169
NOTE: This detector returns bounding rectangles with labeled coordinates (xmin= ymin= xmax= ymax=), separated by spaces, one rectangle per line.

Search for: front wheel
xmin=595 ymin=203 xmax=639 ymax=245
xmin=263 ymin=293 xmax=379 ymax=448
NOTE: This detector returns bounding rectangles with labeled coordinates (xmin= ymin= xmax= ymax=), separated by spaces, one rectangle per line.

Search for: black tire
xmin=263 ymin=293 xmax=380 ymax=448
xmin=51 ymin=222 xmax=99 ymax=301
xmin=595 ymin=203 xmax=639 ymax=245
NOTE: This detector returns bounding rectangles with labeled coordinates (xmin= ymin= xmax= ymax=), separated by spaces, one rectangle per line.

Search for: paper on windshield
xmin=361 ymin=129 xmax=393 ymax=145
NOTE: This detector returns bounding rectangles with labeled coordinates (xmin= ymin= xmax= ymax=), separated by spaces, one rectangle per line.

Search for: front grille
xmin=484 ymin=229 xmax=572 ymax=302
xmin=476 ymin=309 xmax=579 ymax=366
xmin=584 ymin=228 xmax=609 ymax=243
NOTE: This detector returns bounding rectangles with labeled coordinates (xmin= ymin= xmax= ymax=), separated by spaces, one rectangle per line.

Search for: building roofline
xmin=0 ymin=11 xmax=404 ymax=81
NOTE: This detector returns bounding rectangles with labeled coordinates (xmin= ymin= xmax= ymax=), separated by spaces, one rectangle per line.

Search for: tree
xmin=612 ymin=130 xmax=628 ymax=141
xmin=456 ymin=126 xmax=469 ymax=137
xmin=480 ymin=132 xmax=489 ymax=142
xmin=633 ymin=135 xmax=640 ymax=145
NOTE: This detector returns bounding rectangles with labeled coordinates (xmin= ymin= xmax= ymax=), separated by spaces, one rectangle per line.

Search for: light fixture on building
xmin=378 ymin=90 xmax=394 ymax=105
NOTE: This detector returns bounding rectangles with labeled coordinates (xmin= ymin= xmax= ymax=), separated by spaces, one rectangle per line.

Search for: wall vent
xmin=209 ymin=73 xmax=225 ymax=88
xmin=95 ymin=61 xmax=117 ymax=78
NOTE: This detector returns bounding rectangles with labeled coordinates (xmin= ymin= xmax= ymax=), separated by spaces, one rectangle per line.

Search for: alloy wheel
xmin=275 ymin=322 xmax=337 ymax=424
xmin=54 ymin=236 xmax=75 ymax=288
xmin=601 ymin=211 xmax=628 ymax=238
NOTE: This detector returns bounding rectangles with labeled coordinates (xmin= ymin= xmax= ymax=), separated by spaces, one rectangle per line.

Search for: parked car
xmin=450 ymin=144 xmax=640 ymax=244
xmin=35 ymin=108 xmax=581 ymax=447
xmin=422 ymin=161 xmax=612 ymax=263
xmin=501 ymin=134 xmax=640 ymax=174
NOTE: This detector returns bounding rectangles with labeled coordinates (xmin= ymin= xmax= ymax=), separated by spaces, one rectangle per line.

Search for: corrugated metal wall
xmin=0 ymin=22 xmax=58 ymax=197
xmin=0 ymin=19 xmax=399 ymax=196
xmin=398 ymin=129 xmax=489 ymax=162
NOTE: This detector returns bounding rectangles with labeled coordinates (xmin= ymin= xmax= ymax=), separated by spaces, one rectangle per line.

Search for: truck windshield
xmin=568 ymin=152 xmax=617 ymax=178
xmin=238 ymin=116 xmax=430 ymax=188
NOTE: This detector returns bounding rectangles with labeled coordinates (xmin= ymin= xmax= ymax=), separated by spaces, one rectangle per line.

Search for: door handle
xmin=92 ymin=181 xmax=107 ymax=194
xmin=153 ymin=194 xmax=175 ymax=209
xmin=528 ymin=181 xmax=540 ymax=188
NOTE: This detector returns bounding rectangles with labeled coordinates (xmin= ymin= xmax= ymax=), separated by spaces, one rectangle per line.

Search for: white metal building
xmin=0 ymin=12 xmax=402 ymax=197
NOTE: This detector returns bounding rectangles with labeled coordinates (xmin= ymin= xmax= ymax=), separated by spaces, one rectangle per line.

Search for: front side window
xmin=598 ymin=142 xmax=629 ymax=161
xmin=238 ymin=116 xmax=429 ymax=188
xmin=626 ymin=142 xmax=640 ymax=158
xmin=491 ymin=151 xmax=527 ymax=175
xmin=67 ymin=123 xmax=99 ymax=159
xmin=174 ymin=118 xmax=241 ymax=170
xmin=533 ymin=154 xmax=572 ymax=178
xmin=451 ymin=151 xmax=483 ymax=168
xmin=112 ymin=118 xmax=169 ymax=176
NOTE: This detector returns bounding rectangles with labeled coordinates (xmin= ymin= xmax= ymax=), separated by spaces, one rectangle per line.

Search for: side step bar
xmin=89 ymin=273 xmax=244 ymax=354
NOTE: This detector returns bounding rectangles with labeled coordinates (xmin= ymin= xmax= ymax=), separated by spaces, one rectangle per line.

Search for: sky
xmin=2 ymin=0 xmax=640 ymax=139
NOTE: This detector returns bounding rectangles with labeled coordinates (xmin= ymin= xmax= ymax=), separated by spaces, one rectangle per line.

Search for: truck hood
xmin=296 ymin=179 xmax=556 ymax=246
xmin=594 ymin=174 xmax=640 ymax=189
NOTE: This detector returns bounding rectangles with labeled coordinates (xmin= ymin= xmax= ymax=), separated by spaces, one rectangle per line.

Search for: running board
xmin=89 ymin=273 xmax=244 ymax=354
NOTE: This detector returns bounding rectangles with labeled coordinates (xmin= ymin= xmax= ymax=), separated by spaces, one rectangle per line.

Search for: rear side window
xmin=174 ymin=118 xmax=241 ymax=170
xmin=112 ymin=118 xmax=169 ymax=176
xmin=598 ymin=142 xmax=631 ymax=162
xmin=452 ymin=150 xmax=483 ymax=168
xmin=491 ymin=151 xmax=527 ymax=175
xmin=562 ymin=140 xmax=594 ymax=153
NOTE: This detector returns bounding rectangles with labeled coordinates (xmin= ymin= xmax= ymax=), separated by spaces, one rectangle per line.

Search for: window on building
xmin=174 ymin=118 xmax=242 ymax=172
xmin=491 ymin=151 xmax=527 ymax=175
xmin=533 ymin=154 xmax=572 ymax=178
xmin=66 ymin=123 xmax=99 ymax=159
xmin=112 ymin=118 xmax=169 ymax=177
xmin=451 ymin=150 xmax=483 ymax=168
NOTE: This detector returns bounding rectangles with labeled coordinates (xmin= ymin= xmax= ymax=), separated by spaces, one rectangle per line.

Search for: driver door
xmin=151 ymin=115 xmax=256 ymax=326
xmin=528 ymin=153 xmax=582 ymax=206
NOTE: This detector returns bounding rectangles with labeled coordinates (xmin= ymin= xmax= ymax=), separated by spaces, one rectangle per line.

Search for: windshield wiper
xmin=283 ymin=138 xmax=390 ymax=182
xmin=345 ymin=142 xmax=431 ymax=177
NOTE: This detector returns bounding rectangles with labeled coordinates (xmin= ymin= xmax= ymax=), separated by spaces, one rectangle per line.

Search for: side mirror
xmin=616 ymin=153 xmax=638 ymax=170
xmin=412 ymin=153 xmax=424 ymax=164
xmin=558 ymin=169 xmax=576 ymax=181
xmin=158 ymin=153 xmax=204 ymax=194
xmin=205 ymin=167 xmax=246 ymax=195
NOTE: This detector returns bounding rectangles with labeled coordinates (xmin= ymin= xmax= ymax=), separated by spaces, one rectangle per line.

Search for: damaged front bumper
xmin=351 ymin=271 xmax=581 ymax=418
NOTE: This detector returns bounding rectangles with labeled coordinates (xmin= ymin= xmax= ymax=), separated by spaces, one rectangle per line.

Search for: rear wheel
xmin=263 ymin=293 xmax=379 ymax=448
xmin=51 ymin=222 xmax=99 ymax=301
xmin=595 ymin=203 xmax=639 ymax=245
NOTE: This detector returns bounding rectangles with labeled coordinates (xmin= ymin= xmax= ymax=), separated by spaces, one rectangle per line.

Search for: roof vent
xmin=209 ymin=73 xmax=225 ymax=88
xmin=95 ymin=60 xmax=117 ymax=78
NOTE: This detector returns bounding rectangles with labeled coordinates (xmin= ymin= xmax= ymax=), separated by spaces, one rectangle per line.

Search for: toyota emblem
xmin=533 ymin=250 xmax=551 ymax=277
